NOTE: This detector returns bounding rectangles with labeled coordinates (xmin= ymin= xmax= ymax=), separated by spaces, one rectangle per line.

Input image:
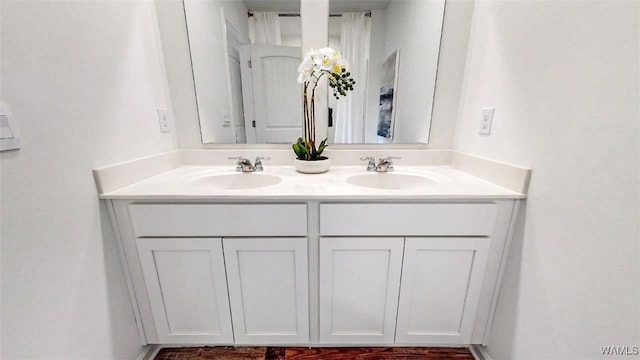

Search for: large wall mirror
xmin=156 ymin=0 xmax=448 ymax=145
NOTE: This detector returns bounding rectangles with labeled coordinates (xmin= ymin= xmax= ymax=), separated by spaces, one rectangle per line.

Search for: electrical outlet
xmin=157 ymin=109 xmax=170 ymax=133
xmin=479 ymin=107 xmax=494 ymax=135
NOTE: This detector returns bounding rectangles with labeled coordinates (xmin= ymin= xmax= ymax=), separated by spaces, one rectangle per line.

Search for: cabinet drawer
xmin=129 ymin=204 xmax=307 ymax=237
xmin=320 ymin=203 xmax=498 ymax=236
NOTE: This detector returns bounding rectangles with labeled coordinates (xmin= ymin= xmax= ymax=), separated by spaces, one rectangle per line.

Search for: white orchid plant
xmin=292 ymin=47 xmax=355 ymax=161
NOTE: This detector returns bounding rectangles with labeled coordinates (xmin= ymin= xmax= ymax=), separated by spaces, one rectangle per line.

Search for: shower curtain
xmin=334 ymin=12 xmax=370 ymax=143
xmin=251 ymin=11 xmax=282 ymax=45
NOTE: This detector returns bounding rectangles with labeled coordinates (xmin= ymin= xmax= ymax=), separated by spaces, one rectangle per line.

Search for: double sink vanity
xmin=94 ymin=149 xmax=530 ymax=348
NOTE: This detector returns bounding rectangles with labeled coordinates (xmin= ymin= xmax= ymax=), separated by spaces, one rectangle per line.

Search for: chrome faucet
xmin=375 ymin=156 xmax=401 ymax=172
xmin=229 ymin=156 xmax=254 ymax=172
xmin=360 ymin=156 xmax=402 ymax=172
xmin=253 ymin=156 xmax=270 ymax=171
xmin=360 ymin=157 xmax=377 ymax=171
xmin=229 ymin=156 xmax=269 ymax=172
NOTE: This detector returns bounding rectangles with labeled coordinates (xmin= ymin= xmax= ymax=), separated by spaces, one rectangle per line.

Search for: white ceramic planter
xmin=294 ymin=158 xmax=331 ymax=174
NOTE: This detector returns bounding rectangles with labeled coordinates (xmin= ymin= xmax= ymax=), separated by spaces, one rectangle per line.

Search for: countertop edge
xmin=99 ymin=194 xmax=526 ymax=201
xmin=94 ymin=149 xmax=531 ymax=199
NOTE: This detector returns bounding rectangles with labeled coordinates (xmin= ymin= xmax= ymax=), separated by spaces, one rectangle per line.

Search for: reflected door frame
xmin=239 ymin=45 xmax=257 ymax=143
xmin=224 ymin=14 xmax=250 ymax=144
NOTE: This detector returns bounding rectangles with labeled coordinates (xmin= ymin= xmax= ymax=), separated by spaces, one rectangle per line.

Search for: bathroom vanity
xmin=94 ymin=149 xmax=530 ymax=348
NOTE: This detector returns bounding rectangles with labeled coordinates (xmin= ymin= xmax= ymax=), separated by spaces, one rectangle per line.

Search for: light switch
xmin=0 ymin=115 xmax=14 ymax=138
xmin=0 ymin=113 xmax=20 ymax=151
xmin=222 ymin=111 xmax=231 ymax=127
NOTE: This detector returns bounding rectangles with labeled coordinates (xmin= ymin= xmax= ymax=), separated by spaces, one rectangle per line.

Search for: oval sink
xmin=347 ymin=173 xmax=435 ymax=190
xmin=191 ymin=173 xmax=282 ymax=190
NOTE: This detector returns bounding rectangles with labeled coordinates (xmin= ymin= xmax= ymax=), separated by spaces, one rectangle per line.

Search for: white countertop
xmin=99 ymin=165 xmax=525 ymax=200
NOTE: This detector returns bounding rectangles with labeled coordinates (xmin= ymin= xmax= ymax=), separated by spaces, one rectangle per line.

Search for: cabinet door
xmin=319 ymin=237 xmax=404 ymax=344
xmin=136 ymin=238 xmax=233 ymax=344
xmin=223 ymin=237 xmax=309 ymax=344
xmin=396 ymin=237 xmax=490 ymax=344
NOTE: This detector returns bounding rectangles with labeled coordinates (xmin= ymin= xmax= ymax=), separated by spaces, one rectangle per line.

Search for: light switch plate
xmin=479 ymin=107 xmax=494 ymax=135
xmin=0 ymin=111 xmax=20 ymax=151
xmin=222 ymin=111 xmax=231 ymax=127
xmin=0 ymin=115 xmax=14 ymax=138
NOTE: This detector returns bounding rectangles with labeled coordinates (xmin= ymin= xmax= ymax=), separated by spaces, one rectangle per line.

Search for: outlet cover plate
xmin=479 ymin=107 xmax=494 ymax=135
xmin=157 ymin=109 xmax=170 ymax=133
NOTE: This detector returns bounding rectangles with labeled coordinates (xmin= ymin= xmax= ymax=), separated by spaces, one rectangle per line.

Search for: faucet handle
xmin=379 ymin=156 xmax=402 ymax=171
xmin=254 ymin=156 xmax=270 ymax=171
xmin=229 ymin=156 xmax=247 ymax=172
xmin=360 ymin=156 xmax=376 ymax=172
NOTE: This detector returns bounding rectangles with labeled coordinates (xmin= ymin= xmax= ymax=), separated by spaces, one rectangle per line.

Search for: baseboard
xmin=136 ymin=345 xmax=162 ymax=360
xmin=139 ymin=345 xmax=486 ymax=360
xmin=470 ymin=345 xmax=492 ymax=360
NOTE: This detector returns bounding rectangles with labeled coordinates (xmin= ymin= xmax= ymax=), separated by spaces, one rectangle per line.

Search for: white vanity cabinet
xmin=318 ymin=236 xmax=490 ymax=345
xmin=95 ymin=151 xmax=529 ymax=348
xmin=136 ymin=238 xmax=233 ymax=344
xmin=223 ymin=237 xmax=309 ymax=344
xmin=319 ymin=237 xmax=404 ymax=344
xmin=318 ymin=202 xmax=512 ymax=345
xmin=112 ymin=202 xmax=309 ymax=345
xmin=137 ymin=236 xmax=309 ymax=345
xmin=395 ymin=237 xmax=490 ymax=344
xmin=109 ymin=199 xmax=519 ymax=347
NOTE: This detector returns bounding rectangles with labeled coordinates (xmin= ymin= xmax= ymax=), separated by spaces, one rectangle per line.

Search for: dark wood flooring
xmin=154 ymin=346 xmax=475 ymax=360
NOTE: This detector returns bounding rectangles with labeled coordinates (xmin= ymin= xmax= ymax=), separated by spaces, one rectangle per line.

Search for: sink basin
xmin=191 ymin=173 xmax=281 ymax=190
xmin=347 ymin=173 xmax=435 ymax=190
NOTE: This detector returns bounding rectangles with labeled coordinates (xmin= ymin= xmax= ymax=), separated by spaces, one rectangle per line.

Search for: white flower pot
xmin=294 ymin=158 xmax=331 ymax=174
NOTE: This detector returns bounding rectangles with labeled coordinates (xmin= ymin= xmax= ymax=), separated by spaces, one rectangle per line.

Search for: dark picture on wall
xmin=377 ymin=50 xmax=400 ymax=140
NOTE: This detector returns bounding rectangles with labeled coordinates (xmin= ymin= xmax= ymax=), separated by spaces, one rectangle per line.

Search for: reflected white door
xmin=247 ymin=45 xmax=302 ymax=143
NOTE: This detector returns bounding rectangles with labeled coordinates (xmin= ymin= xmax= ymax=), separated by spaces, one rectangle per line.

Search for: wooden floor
xmin=154 ymin=346 xmax=475 ymax=360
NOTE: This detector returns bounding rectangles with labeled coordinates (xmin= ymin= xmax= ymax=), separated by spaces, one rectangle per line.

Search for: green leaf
xmin=292 ymin=143 xmax=304 ymax=159
xmin=317 ymin=138 xmax=328 ymax=155
xmin=292 ymin=138 xmax=310 ymax=159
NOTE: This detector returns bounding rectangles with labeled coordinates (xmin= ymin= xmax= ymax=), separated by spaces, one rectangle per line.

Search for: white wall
xmin=454 ymin=1 xmax=639 ymax=358
xmin=0 ymin=1 xmax=177 ymax=358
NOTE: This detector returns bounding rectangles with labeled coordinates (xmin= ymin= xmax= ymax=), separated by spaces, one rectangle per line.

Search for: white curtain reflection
xmin=250 ymin=11 xmax=282 ymax=45
xmin=334 ymin=12 xmax=370 ymax=143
